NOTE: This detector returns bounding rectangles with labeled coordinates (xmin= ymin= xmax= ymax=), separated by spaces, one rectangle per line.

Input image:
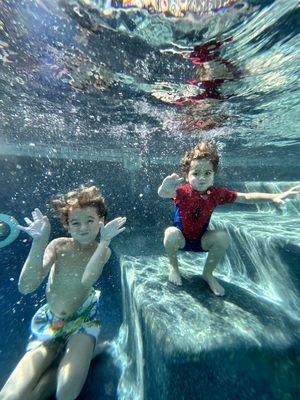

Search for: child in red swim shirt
xmin=158 ymin=142 xmax=300 ymax=296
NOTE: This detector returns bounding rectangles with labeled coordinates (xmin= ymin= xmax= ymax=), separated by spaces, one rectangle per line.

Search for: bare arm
xmin=236 ymin=192 xmax=276 ymax=203
xmin=81 ymin=239 xmax=111 ymax=288
xmin=81 ymin=217 xmax=126 ymax=288
xmin=17 ymin=208 xmax=54 ymax=294
xmin=236 ymin=185 xmax=300 ymax=204
xmin=18 ymin=239 xmax=56 ymax=294
xmin=158 ymin=173 xmax=184 ymax=198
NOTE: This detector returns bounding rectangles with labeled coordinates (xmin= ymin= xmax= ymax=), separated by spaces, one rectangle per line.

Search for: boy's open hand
xmin=273 ymin=185 xmax=300 ymax=205
xmin=162 ymin=173 xmax=184 ymax=191
xmin=99 ymin=217 xmax=126 ymax=241
xmin=18 ymin=208 xmax=50 ymax=240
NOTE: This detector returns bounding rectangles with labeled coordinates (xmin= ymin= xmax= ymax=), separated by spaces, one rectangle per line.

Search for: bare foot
xmin=93 ymin=341 xmax=111 ymax=358
xmin=202 ymin=274 xmax=225 ymax=296
xmin=169 ymin=268 xmax=182 ymax=286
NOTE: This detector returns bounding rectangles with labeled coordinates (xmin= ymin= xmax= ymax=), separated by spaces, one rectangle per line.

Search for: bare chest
xmin=46 ymin=249 xmax=92 ymax=316
xmin=49 ymin=244 xmax=95 ymax=287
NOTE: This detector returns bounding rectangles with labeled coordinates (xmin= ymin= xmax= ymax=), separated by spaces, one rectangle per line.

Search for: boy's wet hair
xmin=180 ymin=141 xmax=219 ymax=174
xmin=50 ymin=186 xmax=107 ymax=229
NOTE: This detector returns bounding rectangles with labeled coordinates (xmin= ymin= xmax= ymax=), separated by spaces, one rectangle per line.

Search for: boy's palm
xmin=18 ymin=208 xmax=50 ymax=239
xmin=163 ymin=173 xmax=184 ymax=191
xmin=100 ymin=217 xmax=126 ymax=241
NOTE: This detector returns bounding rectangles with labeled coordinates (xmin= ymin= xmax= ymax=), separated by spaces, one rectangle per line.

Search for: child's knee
xmin=163 ymin=227 xmax=182 ymax=249
xmin=214 ymin=230 xmax=230 ymax=249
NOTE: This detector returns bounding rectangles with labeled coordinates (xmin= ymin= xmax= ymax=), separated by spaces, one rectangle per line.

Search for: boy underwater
xmin=0 ymin=186 xmax=126 ymax=400
xmin=158 ymin=142 xmax=300 ymax=296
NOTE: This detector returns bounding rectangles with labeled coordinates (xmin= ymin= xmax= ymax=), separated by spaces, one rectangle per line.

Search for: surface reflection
xmin=152 ymin=38 xmax=241 ymax=132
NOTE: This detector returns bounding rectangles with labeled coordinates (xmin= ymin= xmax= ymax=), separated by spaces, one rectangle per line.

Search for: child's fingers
xmin=172 ymin=174 xmax=182 ymax=180
xmin=118 ymin=217 xmax=127 ymax=226
xmin=166 ymin=173 xmax=180 ymax=182
xmin=35 ymin=208 xmax=44 ymax=219
xmin=111 ymin=217 xmax=126 ymax=225
xmin=289 ymin=185 xmax=300 ymax=191
xmin=18 ymin=225 xmax=28 ymax=232
xmin=24 ymin=217 xmax=32 ymax=225
xmin=117 ymin=227 xmax=126 ymax=234
xmin=114 ymin=217 xmax=125 ymax=222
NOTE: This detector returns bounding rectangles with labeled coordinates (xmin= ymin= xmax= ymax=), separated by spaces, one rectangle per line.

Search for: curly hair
xmin=180 ymin=141 xmax=219 ymax=174
xmin=49 ymin=186 xmax=107 ymax=229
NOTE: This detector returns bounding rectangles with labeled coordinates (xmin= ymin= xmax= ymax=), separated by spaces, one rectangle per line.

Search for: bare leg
xmin=30 ymin=366 xmax=58 ymax=400
xmin=163 ymin=227 xmax=185 ymax=286
xmin=201 ymin=230 xmax=230 ymax=296
xmin=56 ymin=333 xmax=94 ymax=400
xmin=0 ymin=341 xmax=62 ymax=400
xmin=31 ymin=337 xmax=108 ymax=399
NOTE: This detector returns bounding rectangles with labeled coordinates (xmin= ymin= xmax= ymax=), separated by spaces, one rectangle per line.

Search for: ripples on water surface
xmin=0 ymin=0 xmax=299 ymax=167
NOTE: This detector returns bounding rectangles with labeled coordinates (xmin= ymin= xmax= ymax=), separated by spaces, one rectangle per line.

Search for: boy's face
xmin=187 ymin=159 xmax=215 ymax=192
xmin=68 ymin=206 xmax=102 ymax=245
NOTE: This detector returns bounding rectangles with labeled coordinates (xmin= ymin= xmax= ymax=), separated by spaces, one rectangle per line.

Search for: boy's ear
xmin=99 ymin=221 xmax=104 ymax=231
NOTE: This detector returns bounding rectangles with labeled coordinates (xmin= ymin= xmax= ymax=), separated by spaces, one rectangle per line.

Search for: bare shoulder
xmin=49 ymin=237 xmax=73 ymax=251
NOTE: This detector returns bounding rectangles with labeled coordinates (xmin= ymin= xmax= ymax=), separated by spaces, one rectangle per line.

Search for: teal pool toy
xmin=0 ymin=214 xmax=20 ymax=249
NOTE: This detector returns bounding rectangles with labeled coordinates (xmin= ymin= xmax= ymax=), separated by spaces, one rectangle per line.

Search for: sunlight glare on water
xmin=0 ymin=0 xmax=299 ymax=164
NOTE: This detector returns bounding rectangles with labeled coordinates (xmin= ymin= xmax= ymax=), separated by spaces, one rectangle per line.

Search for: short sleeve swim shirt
xmin=173 ymin=184 xmax=237 ymax=240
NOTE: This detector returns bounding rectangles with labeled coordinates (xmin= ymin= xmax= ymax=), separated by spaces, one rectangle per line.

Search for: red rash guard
xmin=173 ymin=184 xmax=237 ymax=240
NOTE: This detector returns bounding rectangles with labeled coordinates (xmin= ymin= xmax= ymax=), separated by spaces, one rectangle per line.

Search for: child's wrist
xmin=32 ymin=236 xmax=49 ymax=246
xmin=100 ymin=238 xmax=111 ymax=246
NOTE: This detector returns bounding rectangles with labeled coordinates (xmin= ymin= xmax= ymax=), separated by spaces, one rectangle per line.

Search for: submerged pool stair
xmin=114 ymin=215 xmax=300 ymax=400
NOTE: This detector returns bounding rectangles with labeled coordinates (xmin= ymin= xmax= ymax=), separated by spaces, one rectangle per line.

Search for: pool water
xmin=0 ymin=0 xmax=300 ymax=399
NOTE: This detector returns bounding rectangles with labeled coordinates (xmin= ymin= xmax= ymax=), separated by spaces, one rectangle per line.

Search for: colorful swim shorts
xmin=27 ymin=289 xmax=101 ymax=351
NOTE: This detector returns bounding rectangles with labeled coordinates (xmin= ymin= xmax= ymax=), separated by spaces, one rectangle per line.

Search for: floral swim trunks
xmin=27 ymin=289 xmax=101 ymax=351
